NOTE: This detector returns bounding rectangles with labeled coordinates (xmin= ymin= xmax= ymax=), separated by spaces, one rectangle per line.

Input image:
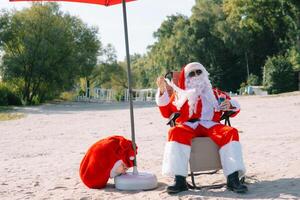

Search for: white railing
xmin=76 ymin=88 xmax=157 ymax=102
xmin=124 ymin=88 xmax=156 ymax=102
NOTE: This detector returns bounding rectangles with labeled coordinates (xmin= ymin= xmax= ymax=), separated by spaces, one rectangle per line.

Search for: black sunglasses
xmin=188 ymin=69 xmax=202 ymax=78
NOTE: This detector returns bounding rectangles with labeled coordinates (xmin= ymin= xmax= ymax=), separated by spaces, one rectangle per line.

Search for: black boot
xmin=227 ymin=171 xmax=248 ymax=193
xmin=167 ymin=175 xmax=188 ymax=194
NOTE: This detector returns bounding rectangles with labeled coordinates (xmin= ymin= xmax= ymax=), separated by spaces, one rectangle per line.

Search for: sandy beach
xmin=1 ymin=92 xmax=300 ymax=200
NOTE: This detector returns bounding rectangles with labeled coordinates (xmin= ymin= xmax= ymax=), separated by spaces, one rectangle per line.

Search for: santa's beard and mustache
xmin=186 ymin=75 xmax=218 ymax=106
xmin=167 ymin=72 xmax=219 ymax=118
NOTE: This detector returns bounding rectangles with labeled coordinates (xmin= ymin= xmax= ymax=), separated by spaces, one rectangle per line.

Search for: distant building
xmin=250 ymin=86 xmax=268 ymax=95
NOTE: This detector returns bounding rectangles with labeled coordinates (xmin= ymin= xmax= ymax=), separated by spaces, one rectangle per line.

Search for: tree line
xmin=1 ymin=1 xmax=300 ymax=106
xmin=131 ymin=0 xmax=300 ymax=93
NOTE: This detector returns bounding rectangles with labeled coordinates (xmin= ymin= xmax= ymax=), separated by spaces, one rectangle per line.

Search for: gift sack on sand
xmin=79 ymin=135 xmax=137 ymax=189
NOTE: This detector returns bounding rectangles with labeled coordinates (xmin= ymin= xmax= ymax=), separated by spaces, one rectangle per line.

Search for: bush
xmin=0 ymin=83 xmax=22 ymax=106
xmin=114 ymin=89 xmax=125 ymax=101
xmin=263 ymin=55 xmax=297 ymax=94
xmin=247 ymin=74 xmax=260 ymax=86
xmin=288 ymin=47 xmax=300 ymax=71
xmin=239 ymin=82 xmax=247 ymax=95
xmin=60 ymin=91 xmax=77 ymax=101
xmin=78 ymin=89 xmax=85 ymax=97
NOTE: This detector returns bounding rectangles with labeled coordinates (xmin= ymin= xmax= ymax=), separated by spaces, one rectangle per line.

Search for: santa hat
xmin=79 ymin=135 xmax=137 ymax=189
xmin=178 ymin=62 xmax=209 ymax=90
xmin=171 ymin=62 xmax=218 ymax=116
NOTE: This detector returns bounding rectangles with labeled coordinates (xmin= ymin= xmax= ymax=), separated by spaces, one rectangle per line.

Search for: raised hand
xmin=156 ymin=76 xmax=166 ymax=95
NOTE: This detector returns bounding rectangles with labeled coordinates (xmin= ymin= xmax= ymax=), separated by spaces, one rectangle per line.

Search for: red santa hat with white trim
xmin=178 ymin=62 xmax=210 ymax=90
xmin=79 ymin=135 xmax=137 ymax=189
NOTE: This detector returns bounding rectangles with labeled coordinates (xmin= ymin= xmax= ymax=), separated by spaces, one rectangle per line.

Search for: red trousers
xmin=168 ymin=123 xmax=239 ymax=147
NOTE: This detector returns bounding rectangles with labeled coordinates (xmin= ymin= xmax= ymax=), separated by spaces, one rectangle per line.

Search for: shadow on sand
xmin=90 ymin=177 xmax=300 ymax=199
xmin=181 ymin=177 xmax=300 ymax=199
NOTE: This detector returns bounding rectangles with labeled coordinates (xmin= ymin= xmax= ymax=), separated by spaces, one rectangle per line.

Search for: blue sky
xmin=0 ymin=0 xmax=195 ymax=61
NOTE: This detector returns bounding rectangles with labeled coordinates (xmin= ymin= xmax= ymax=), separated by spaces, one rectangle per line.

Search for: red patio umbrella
xmin=10 ymin=0 xmax=135 ymax=5
xmin=9 ymin=0 xmax=157 ymax=191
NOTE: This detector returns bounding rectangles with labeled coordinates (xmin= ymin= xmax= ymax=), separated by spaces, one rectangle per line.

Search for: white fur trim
xmin=184 ymin=62 xmax=204 ymax=77
xmin=129 ymin=156 xmax=134 ymax=160
xmin=183 ymin=121 xmax=200 ymax=130
xmin=199 ymin=120 xmax=218 ymax=129
xmin=162 ymin=141 xmax=191 ymax=177
xmin=229 ymin=98 xmax=241 ymax=112
xmin=110 ymin=160 xmax=123 ymax=178
xmin=200 ymin=95 xmax=215 ymax=121
xmin=184 ymin=120 xmax=218 ymax=129
xmin=155 ymin=89 xmax=170 ymax=106
xmin=219 ymin=141 xmax=246 ymax=178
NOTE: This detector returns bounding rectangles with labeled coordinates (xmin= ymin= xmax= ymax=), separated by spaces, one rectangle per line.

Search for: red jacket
xmin=158 ymin=88 xmax=239 ymax=124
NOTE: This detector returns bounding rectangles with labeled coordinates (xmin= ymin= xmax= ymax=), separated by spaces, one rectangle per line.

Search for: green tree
xmin=133 ymin=0 xmax=300 ymax=93
xmin=288 ymin=47 xmax=300 ymax=71
xmin=247 ymin=74 xmax=260 ymax=86
xmin=0 ymin=82 xmax=22 ymax=106
xmin=223 ymin=0 xmax=300 ymax=78
xmin=69 ymin=16 xmax=101 ymax=98
xmin=132 ymin=14 xmax=197 ymax=89
xmin=263 ymin=55 xmax=297 ymax=94
xmin=189 ymin=0 xmax=244 ymax=90
xmin=0 ymin=3 xmax=100 ymax=104
xmin=151 ymin=14 xmax=194 ymax=70
xmin=131 ymin=53 xmax=150 ymax=88
xmin=92 ymin=44 xmax=127 ymax=90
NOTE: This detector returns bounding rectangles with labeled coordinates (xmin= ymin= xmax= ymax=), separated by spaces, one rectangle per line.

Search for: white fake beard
xmin=180 ymin=76 xmax=218 ymax=117
xmin=166 ymin=75 xmax=219 ymax=118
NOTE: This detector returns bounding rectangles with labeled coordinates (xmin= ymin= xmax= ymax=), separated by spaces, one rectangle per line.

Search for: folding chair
xmin=187 ymin=111 xmax=236 ymax=190
xmin=164 ymin=71 xmax=236 ymax=190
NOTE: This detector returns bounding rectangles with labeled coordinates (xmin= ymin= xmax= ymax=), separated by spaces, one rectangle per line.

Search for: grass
xmin=0 ymin=106 xmax=10 ymax=112
xmin=0 ymin=106 xmax=25 ymax=121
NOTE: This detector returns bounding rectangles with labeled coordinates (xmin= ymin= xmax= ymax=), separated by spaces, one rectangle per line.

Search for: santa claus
xmin=79 ymin=135 xmax=137 ymax=189
xmin=156 ymin=62 xmax=247 ymax=194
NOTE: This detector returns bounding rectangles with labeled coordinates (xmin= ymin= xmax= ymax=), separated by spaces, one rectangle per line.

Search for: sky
xmin=0 ymin=0 xmax=196 ymax=61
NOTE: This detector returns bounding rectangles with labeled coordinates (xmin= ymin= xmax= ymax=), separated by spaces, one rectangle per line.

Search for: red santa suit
xmin=156 ymin=62 xmax=246 ymax=179
xmin=79 ymin=135 xmax=137 ymax=189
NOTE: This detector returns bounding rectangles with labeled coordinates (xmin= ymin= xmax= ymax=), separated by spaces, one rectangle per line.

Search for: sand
xmin=1 ymin=92 xmax=300 ymax=200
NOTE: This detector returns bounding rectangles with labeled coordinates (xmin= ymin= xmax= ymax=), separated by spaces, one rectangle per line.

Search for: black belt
xmin=187 ymin=118 xmax=199 ymax=123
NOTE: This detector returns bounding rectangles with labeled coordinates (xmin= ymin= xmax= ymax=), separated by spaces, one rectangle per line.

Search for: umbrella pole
xmin=122 ymin=0 xmax=137 ymax=174
xmin=115 ymin=2 xmax=157 ymax=191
